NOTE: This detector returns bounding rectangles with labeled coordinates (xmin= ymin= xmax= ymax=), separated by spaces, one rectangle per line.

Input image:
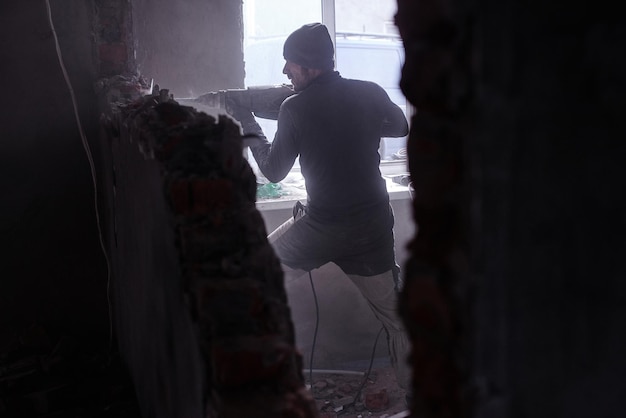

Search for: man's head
xmin=282 ymin=23 xmax=334 ymax=91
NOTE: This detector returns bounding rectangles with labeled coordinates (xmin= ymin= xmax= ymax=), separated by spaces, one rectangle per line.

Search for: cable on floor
xmin=342 ymin=326 xmax=385 ymax=412
xmin=308 ymin=270 xmax=320 ymax=386
xmin=305 ymin=271 xmax=385 ymax=411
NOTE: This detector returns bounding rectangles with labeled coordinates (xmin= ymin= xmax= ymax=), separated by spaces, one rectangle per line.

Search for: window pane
xmin=244 ymin=0 xmax=322 ymax=86
xmin=243 ymin=1 xmax=322 ymax=175
xmin=334 ymin=0 xmax=407 ymax=161
xmin=243 ymin=0 xmax=408 ymax=172
xmin=244 ymin=0 xmax=321 ymax=40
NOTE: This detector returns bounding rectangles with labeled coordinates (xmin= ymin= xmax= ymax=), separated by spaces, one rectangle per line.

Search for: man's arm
xmin=230 ymin=108 xmax=266 ymax=139
xmin=227 ymin=103 xmax=299 ymax=184
xmin=381 ymin=100 xmax=409 ymax=138
xmin=249 ymin=105 xmax=299 ymax=183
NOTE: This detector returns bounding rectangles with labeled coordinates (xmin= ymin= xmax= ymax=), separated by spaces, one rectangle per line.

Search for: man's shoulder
xmin=330 ymin=76 xmax=384 ymax=94
xmin=280 ymin=91 xmax=304 ymax=110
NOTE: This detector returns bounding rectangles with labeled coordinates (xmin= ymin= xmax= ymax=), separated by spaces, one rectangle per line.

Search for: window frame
xmin=243 ymin=0 xmax=410 ymax=177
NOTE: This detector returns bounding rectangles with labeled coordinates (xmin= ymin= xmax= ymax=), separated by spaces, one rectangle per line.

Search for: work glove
xmin=225 ymin=99 xmax=267 ymax=148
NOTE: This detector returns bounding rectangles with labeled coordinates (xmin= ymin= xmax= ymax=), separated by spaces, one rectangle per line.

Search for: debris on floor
xmin=306 ymin=366 xmax=409 ymax=418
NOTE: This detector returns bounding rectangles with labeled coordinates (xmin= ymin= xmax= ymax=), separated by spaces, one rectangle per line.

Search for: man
xmin=227 ymin=23 xmax=411 ymax=392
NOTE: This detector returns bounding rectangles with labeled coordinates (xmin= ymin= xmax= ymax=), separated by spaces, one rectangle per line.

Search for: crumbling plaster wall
xmin=99 ymin=94 xmax=206 ymax=417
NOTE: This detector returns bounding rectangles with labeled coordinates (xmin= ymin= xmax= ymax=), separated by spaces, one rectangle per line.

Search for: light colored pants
xmin=269 ymin=215 xmax=411 ymax=391
xmin=346 ymin=270 xmax=412 ymax=391
xmin=267 ymin=215 xmax=298 ymax=244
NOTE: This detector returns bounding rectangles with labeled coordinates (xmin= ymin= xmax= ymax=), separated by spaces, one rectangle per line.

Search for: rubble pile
xmin=308 ymin=369 xmax=407 ymax=418
xmin=102 ymin=85 xmax=317 ymax=417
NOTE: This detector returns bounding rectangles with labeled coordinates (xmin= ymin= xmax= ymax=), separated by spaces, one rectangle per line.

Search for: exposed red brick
xmin=167 ymin=180 xmax=190 ymax=215
xmin=100 ymin=88 xmax=317 ymax=417
xmin=364 ymin=388 xmax=389 ymax=412
xmin=190 ymin=178 xmax=233 ymax=215
xmin=212 ymin=337 xmax=296 ymax=387
xmin=98 ymin=43 xmax=128 ymax=66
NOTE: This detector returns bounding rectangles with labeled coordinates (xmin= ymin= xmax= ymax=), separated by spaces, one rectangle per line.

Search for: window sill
xmin=255 ymin=172 xmax=412 ymax=211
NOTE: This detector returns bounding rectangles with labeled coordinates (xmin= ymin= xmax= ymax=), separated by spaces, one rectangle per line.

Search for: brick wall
xmin=98 ymin=83 xmax=318 ymax=417
xmin=95 ymin=0 xmax=134 ymax=77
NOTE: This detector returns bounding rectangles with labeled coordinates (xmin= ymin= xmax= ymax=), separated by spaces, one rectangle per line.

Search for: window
xmin=243 ymin=0 xmax=408 ymax=177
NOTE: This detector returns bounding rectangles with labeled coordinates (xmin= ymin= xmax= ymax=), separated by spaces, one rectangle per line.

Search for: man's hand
xmin=225 ymin=98 xmax=266 ymax=141
xmin=225 ymin=96 xmax=253 ymax=123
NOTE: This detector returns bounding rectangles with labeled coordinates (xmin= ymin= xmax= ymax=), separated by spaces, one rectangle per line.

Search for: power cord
xmin=308 ymin=270 xmax=319 ymax=387
xmin=306 ymin=268 xmax=386 ymax=412
xmin=295 ymin=202 xmax=386 ymax=409
xmin=45 ymin=0 xmax=114 ymax=352
xmin=407 ymin=181 xmax=415 ymax=201
xmin=343 ymin=326 xmax=384 ymax=413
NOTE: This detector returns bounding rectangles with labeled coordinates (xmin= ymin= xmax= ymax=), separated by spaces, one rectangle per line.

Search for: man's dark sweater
xmin=245 ymin=70 xmax=408 ymax=275
xmin=250 ymin=71 xmax=407 ymax=221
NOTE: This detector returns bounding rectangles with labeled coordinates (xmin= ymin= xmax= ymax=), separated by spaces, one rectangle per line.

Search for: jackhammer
xmin=194 ymin=84 xmax=296 ymax=120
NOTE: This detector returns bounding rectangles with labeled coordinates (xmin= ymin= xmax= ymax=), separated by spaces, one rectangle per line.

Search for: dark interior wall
xmin=132 ymin=0 xmax=245 ymax=98
xmin=0 ymin=0 xmax=109 ymax=346
xmin=397 ymin=0 xmax=626 ymax=417
xmin=442 ymin=1 xmax=626 ymax=417
xmin=0 ymin=0 xmax=246 ymax=346
xmin=477 ymin=7 xmax=626 ymax=417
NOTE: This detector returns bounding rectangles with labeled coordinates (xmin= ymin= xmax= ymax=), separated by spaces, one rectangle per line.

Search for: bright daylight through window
xmin=242 ymin=0 xmax=408 ymax=180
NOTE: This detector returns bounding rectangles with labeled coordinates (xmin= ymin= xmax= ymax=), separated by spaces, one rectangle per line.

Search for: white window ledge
xmin=255 ymin=172 xmax=412 ymax=211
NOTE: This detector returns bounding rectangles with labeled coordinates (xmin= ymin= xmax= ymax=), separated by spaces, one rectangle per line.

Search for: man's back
xmin=275 ymin=71 xmax=407 ymax=220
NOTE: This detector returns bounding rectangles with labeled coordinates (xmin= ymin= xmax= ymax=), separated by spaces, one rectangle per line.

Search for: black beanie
xmin=283 ymin=23 xmax=335 ymax=70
